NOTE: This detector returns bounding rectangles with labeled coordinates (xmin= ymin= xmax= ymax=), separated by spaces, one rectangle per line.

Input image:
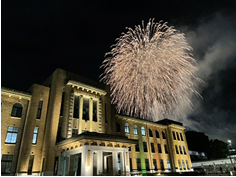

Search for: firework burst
xmin=100 ymin=19 xmax=201 ymax=119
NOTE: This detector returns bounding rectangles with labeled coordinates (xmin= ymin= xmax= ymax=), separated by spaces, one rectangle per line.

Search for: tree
xmin=206 ymin=139 xmax=230 ymax=159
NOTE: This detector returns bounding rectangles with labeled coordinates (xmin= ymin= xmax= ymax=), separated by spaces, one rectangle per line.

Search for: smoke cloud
xmin=176 ymin=12 xmax=236 ymax=146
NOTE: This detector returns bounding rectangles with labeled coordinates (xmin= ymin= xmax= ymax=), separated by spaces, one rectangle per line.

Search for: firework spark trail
xmin=100 ymin=19 xmax=202 ymax=120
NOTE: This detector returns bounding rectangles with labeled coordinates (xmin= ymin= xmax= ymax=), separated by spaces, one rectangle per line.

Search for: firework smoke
xmin=100 ymin=19 xmax=201 ymax=120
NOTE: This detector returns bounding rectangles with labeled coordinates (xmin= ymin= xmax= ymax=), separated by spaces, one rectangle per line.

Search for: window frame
xmin=1 ymin=155 xmax=13 ymax=174
xmin=141 ymin=127 xmax=146 ymax=136
xmin=36 ymin=100 xmax=43 ymax=119
xmin=133 ymin=125 xmax=138 ymax=135
xmin=125 ymin=123 xmax=129 ymax=134
xmin=5 ymin=126 xmax=18 ymax=144
xmin=32 ymin=127 xmax=39 ymax=144
xmin=11 ymin=103 xmax=23 ymax=118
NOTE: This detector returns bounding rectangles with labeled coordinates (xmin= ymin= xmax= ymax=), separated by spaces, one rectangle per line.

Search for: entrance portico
xmin=56 ymin=131 xmax=138 ymax=176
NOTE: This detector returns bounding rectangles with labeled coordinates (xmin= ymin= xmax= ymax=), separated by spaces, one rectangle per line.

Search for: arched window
xmin=162 ymin=131 xmax=166 ymax=139
xmin=156 ymin=130 xmax=160 ymax=138
xmin=133 ymin=125 xmax=138 ymax=135
xmin=11 ymin=103 xmax=23 ymax=118
xmin=125 ymin=123 xmax=129 ymax=134
xmin=149 ymin=128 xmax=153 ymax=137
xmin=116 ymin=122 xmax=120 ymax=132
xmin=141 ymin=127 xmax=145 ymax=136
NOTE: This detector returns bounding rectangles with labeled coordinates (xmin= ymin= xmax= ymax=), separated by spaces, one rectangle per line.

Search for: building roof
xmin=155 ymin=118 xmax=183 ymax=126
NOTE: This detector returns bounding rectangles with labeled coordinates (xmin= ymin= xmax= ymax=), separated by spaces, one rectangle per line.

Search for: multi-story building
xmin=1 ymin=68 xmax=193 ymax=176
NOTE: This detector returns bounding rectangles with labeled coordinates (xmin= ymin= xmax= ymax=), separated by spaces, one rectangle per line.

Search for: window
xmin=135 ymin=143 xmax=140 ymax=152
xmin=11 ymin=103 xmax=23 ymax=118
xmin=164 ymin=144 xmax=168 ymax=154
xmin=60 ymin=92 xmax=64 ymax=116
xmin=178 ymin=160 xmax=182 ymax=170
xmin=180 ymin=133 xmax=184 ymax=141
xmin=141 ymin=127 xmax=145 ymax=136
xmin=136 ymin=158 xmax=141 ymax=171
xmin=37 ymin=100 xmax=43 ymax=119
xmin=158 ymin=144 xmax=162 ymax=153
xmin=129 ymin=158 xmax=133 ymax=171
xmin=72 ymin=129 xmax=78 ymax=137
xmin=167 ymin=159 xmax=171 ymax=170
xmin=32 ymin=127 xmax=39 ymax=144
xmin=83 ymin=98 xmax=89 ymax=121
xmin=182 ymin=160 xmax=186 ymax=170
xmin=5 ymin=126 xmax=18 ymax=144
xmin=151 ymin=143 xmax=155 ymax=153
xmin=179 ymin=145 xmax=183 ymax=154
xmin=183 ymin=146 xmax=186 ymax=155
xmin=73 ymin=96 xmax=79 ymax=118
xmin=153 ymin=159 xmax=157 ymax=170
xmin=175 ymin=145 xmax=179 ymax=154
xmin=156 ymin=130 xmax=160 ymax=138
xmin=186 ymin=160 xmax=189 ymax=169
xmin=160 ymin=159 xmax=164 ymax=170
xmin=172 ymin=131 xmax=176 ymax=140
xmin=176 ymin=132 xmax=180 ymax=141
xmin=149 ymin=128 xmax=153 ymax=137
xmin=116 ymin=122 xmax=120 ymax=132
xmin=128 ymin=147 xmax=131 ymax=151
xmin=125 ymin=123 xmax=129 ymax=134
xmin=118 ymin=155 xmax=121 ymax=170
xmin=145 ymin=159 xmax=150 ymax=171
xmin=133 ymin=125 xmax=138 ymax=135
xmin=162 ymin=131 xmax=166 ymax=139
xmin=143 ymin=142 xmax=148 ymax=152
xmin=28 ymin=155 xmax=34 ymax=175
xmin=1 ymin=155 xmax=13 ymax=174
xmin=93 ymin=100 xmax=97 ymax=122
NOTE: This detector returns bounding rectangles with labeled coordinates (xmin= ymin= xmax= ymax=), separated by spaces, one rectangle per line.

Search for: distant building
xmin=1 ymin=68 xmax=193 ymax=176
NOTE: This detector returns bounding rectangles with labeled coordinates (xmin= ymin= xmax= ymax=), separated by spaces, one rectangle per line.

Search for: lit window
xmin=1 ymin=155 xmax=13 ymax=174
xmin=178 ymin=160 xmax=182 ymax=170
xmin=186 ymin=160 xmax=189 ymax=169
xmin=32 ymin=128 xmax=39 ymax=144
xmin=5 ymin=127 xmax=18 ymax=144
xmin=167 ymin=159 xmax=171 ymax=170
xmin=155 ymin=130 xmax=160 ymax=138
xmin=141 ymin=127 xmax=145 ymax=136
xmin=182 ymin=160 xmax=186 ymax=170
xmin=125 ymin=123 xmax=129 ymax=133
xmin=11 ymin=103 xmax=23 ymax=118
xmin=133 ymin=125 xmax=138 ymax=135
xmin=162 ymin=131 xmax=166 ymax=139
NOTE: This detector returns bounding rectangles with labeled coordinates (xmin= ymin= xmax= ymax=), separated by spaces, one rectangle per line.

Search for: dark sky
xmin=2 ymin=1 xmax=236 ymax=147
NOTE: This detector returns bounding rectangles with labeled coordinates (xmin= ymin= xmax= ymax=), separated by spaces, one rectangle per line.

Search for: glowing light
xmin=100 ymin=19 xmax=201 ymax=119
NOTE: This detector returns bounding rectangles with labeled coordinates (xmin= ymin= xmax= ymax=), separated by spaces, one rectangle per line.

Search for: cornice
xmin=67 ymin=80 xmax=107 ymax=96
xmin=116 ymin=114 xmax=167 ymax=128
xmin=1 ymin=87 xmax=32 ymax=100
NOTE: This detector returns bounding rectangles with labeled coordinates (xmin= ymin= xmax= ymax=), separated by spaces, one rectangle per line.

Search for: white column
xmin=104 ymin=156 xmax=107 ymax=173
xmin=125 ymin=150 xmax=130 ymax=174
xmin=97 ymin=151 xmax=103 ymax=175
xmin=81 ymin=147 xmax=87 ymax=176
xmin=120 ymin=152 xmax=125 ymax=175
xmin=112 ymin=152 xmax=118 ymax=175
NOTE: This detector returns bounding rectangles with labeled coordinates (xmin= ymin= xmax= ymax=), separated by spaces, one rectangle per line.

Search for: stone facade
xmin=1 ymin=68 xmax=193 ymax=176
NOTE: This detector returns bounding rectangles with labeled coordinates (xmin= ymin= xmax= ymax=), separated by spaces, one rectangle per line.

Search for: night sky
xmin=2 ymin=1 xmax=236 ymax=147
